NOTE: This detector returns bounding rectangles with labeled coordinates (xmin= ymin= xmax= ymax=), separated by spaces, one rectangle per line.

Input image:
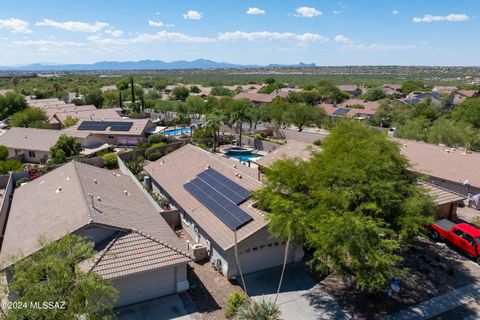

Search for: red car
xmin=430 ymin=219 xmax=480 ymax=263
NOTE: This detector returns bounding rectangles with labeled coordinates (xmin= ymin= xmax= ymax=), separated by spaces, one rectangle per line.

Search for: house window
xmin=252 ymin=247 xmax=258 ymax=251
xmin=28 ymin=150 xmax=36 ymax=158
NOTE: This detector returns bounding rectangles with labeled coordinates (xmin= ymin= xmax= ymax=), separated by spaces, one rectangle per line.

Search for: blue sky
xmin=0 ymin=0 xmax=478 ymax=66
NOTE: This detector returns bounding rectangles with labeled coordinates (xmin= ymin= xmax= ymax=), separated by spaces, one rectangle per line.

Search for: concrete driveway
xmin=243 ymin=263 xmax=350 ymax=320
xmin=116 ymin=294 xmax=192 ymax=320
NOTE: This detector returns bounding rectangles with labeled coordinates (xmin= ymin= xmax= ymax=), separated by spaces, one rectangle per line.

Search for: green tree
xmin=0 ymin=92 xmax=27 ymax=119
xmin=451 ymin=98 xmax=480 ymax=128
xmin=0 ymin=159 xmax=22 ymax=174
xmin=256 ymin=121 xmax=434 ymax=292
xmin=285 ymin=103 xmax=322 ymax=132
xmin=205 ymin=109 xmax=223 ymax=152
xmin=395 ymin=117 xmax=430 ymax=141
xmin=185 ymin=96 xmax=206 ymax=118
xmin=102 ymin=152 xmax=118 ymax=169
xmin=0 ymin=145 xmax=8 ymax=161
xmin=85 ymin=89 xmax=104 ymax=108
xmin=401 ymin=80 xmax=425 ymax=95
xmin=211 ymin=86 xmax=235 ymax=97
xmin=50 ymin=135 xmax=82 ymax=164
xmin=236 ymin=299 xmax=281 ymax=320
xmin=362 ymin=87 xmax=387 ymax=101
xmin=125 ymin=156 xmax=146 ymax=176
xmin=190 ymin=85 xmax=201 ymax=93
xmin=5 ymin=235 xmax=118 ymax=319
xmin=171 ymin=87 xmax=190 ymax=101
xmin=10 ymin=107 xmax=50 ymax=129
xmin=62 ymin=115 xmax=79 ymax=128
xmin=427 ymin=118 xmax=480 ymax=150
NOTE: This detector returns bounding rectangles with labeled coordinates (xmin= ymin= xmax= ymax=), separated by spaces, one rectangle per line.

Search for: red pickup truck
xmin=430 ymin=219 xmax=480 ymax=263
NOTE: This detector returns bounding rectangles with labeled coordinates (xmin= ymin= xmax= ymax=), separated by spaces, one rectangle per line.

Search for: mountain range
xmin=0 ymin=59 xmax=316 ymax=71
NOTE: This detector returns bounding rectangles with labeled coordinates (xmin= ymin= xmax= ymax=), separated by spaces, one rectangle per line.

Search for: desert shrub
xmin=145 ymin=147 xmax=161 ymax=161
xmin=101 ymin=152 xmax=118 ymax=169
xmin=225 ymin=291 xmax=248 ymax=319
xmin=148 ymin=134 xmax=170 ymax=145
xmin=0 ymin=145 xmax=8 ymax=161
xmin=125 ymin=156 xmax=145 ymax=176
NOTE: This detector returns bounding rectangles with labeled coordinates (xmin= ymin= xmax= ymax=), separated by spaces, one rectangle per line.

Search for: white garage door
xmin=114 ymin=267 xmax=176 ymax=307
xmin=239 ymin=245 xmax=285 ymax=275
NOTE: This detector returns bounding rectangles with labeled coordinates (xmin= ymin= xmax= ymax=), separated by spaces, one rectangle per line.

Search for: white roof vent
xmin=205 ymin=164 xmax=210 ymax=169
xmin=56 ymin=187 xmax=62 ymax=193
xmin=124 ymin=190 xmax=130 ymax=195
xmin=96 ymin=196 xmax=102 ymax=202
xmin=94 ymin=179 xmax=98 ymax=184
xmin=40 ymin=181 xmax=45 ymax=185
xmin=66 ymin=176 xmax=71 ymax=181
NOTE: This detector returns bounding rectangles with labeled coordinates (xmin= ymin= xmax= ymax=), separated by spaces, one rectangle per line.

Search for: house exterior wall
xmin=225 ymin=227 xmax=303 ymax=278
xmin=7 ymin=148 xmax=50 ymax=164
xmin=0 ymin=174 xmax=13 ymax=249
xmin=435 ymin=203 xmax=458 ymax=220
xmin=113 ymin=266 xmax=179 ymax=307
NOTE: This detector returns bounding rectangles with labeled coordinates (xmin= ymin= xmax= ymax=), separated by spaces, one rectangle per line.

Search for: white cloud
xmin=413 ymin=14 xmax=469 ymax=23
xmin=0 ymin=18 xmax=32 ymax=34
xmin=334 ymin=35 xmax=353 ymax=44
xmin=333 ymin=11 xmax=341 ymax=15
xmin=36 ymin=19 xmax=109 ymax=32
xmin=148 ymin=20 xmax=164 ymax=27
xmin=392 ymin=10 xmax=399 ymax=15
xmin=247 ymin=7 xmax=265 ymax=15
xmin=104 ymin=29 xmax=123 ymax=37
xmin=183 ymin=10 xmax=202 ymax=20
xmin=219 ymin=31 xmax=328 ymax=43
xmin=295 ymin=7 xmax=322 ymax=18
xmin=132 ymin=31 xmax=215 ymax=43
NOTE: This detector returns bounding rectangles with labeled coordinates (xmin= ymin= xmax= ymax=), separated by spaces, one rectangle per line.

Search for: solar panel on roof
xmin=197 ymin=168 xmax=250 ymax=205
xmin=184 ymin=178 xmax=253 ymax=230
xmin=332 ymin=108 xmax=350 ymax=116
xmin=77 ymin=121 xmax=133 ymax=132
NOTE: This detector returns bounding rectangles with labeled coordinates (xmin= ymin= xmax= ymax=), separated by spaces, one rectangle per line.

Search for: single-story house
xmin=233 ymin=91 xmax=289 ymax=105
xmin=452 ymin=89 xmax=479 ymax=106
xmin=433 ymin=86 xmax=458 ymax=95
xmin=336 ymin=85 xmax=365 ymax=97
xmin=401 ymin=91 xmax=442 ymax=106
xmin=394 ymin=138 xmax=480 ymax=196
xmin=0 ymin=161 xmax=191 ymax=307
xmin=144 ymin=144 xmax=304 ymax=279
xmin=419 ymin=181 xmax=466 ymax=220
xmin=62 ymin=118 xmax=157 ymax=148
xmin=321 ymin=99 xmax=380 ymax=121
xmin=255 ymin=140 xmax=319 ymax=174
xmin=381 ymin=84 xmax=404 ymax=98
xmin=0 ymin=127 xmax=63 ymax=163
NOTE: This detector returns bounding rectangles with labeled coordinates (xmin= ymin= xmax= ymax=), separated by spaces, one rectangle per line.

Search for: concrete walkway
xmin=386 ymin=283 xmax=480 ymax=320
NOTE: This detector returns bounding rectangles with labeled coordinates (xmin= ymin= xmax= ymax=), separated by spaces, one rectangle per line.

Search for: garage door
xmin=239 ymin=245 xmax=285 ymax=275
xmin=114 ymin=267 xmax=176 ymax=307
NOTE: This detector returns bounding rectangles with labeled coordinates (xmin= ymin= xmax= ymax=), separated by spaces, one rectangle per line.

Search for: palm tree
xmin=230 ymin=99 xmax=252 ymax=146
xmin=205 ymin=109 xmax=223 ymax=152
xmin=53 ymin=82 xmax=60 ymax=97
xmin=130 ymin=77 xmax=135 ymax=103
xmin=236 ymin=299 xmax=281 ymax=320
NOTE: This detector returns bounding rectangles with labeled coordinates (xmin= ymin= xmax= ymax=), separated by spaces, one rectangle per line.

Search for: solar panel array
xmin=78 ymin=121 xmax=134 ymax=132
xmin=333 ymin=108 xmax=350 ymax=116
xmin=184 ymin=168 xmax=252 ymax=230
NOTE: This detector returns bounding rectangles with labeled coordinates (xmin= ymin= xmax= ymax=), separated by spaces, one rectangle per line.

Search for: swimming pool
xmin=162 ymin=127 xmax=191 ymax=136
xmin=225 ymin=150 xmax=263 ymax=163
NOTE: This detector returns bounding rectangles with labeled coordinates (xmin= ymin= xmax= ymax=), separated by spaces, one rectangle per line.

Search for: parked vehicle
xmin=430 ymin=219 xmax=480 ymax=263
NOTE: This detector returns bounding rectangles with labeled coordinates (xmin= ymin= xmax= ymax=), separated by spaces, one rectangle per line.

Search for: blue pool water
xmin=162 ymin=127 xmax=191 ymax=136
xmin=225 ymin=151 xmax=263 ymax=163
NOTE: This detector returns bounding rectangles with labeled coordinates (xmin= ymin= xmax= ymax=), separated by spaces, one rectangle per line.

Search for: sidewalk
xmin=386 ymin=283 xmax=480 ymax=320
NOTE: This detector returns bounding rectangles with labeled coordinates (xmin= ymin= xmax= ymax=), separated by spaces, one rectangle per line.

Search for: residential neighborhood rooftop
xmin=144 ymin=144 xmax=267 ymax=250
xmin=0 ymin=127 xmax=63 ymax=152
xmin=255 ymin=140 xmax=318 ymax=168
xmin=394 ymin=138 xmax=480 ymax=189
xmin=0 ymin=161 xmax=191 ymax=271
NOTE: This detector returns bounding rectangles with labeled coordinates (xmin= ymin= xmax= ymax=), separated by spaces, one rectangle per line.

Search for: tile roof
xmin=455 ymin=90 xmax=478 ymax=98
xmin=54 ymin=108 xmax=122 ymax=124
xmin=234 ymin=92 xmax=278 ymax=103
xmin=0 ymin=161 xmax=190 ymax=272
xmin=321 ymin=99 xmax=379 ymax=118
xmin=62 ymin=118 xmax=153 ymax=137
xmin=83 ymin=231 xmax=190 ymax=279
xmin=0 ymin=127 xmax=63 ymax=152
xmin=394 ymin=138 xmax=480 ymax=189
xmin=419 ymin=181 xmax=466 ymax=206
xmin=144 ymin=144 xmax=267 ymax=250
xmin=255 ymin=140 xmax=318 ymax=168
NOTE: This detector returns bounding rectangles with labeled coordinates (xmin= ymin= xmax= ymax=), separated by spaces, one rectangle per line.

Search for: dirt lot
xmin=319 ymin=238 xmax=480 ymax=319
